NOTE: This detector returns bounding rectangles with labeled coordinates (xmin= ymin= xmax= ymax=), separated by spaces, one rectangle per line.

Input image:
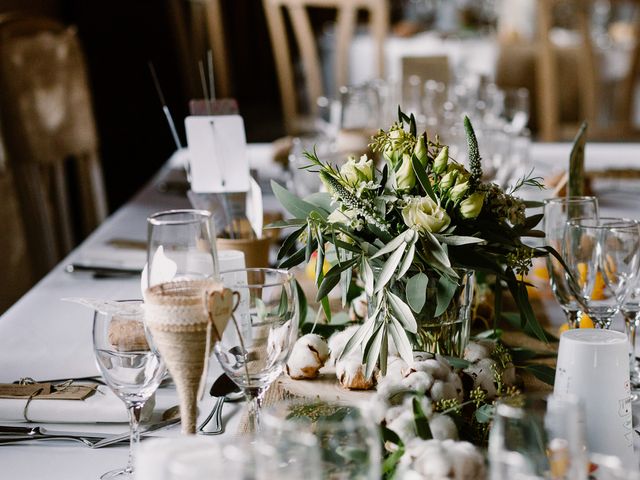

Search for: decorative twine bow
xmin=16 ymin=378 xmax=96 ymax=422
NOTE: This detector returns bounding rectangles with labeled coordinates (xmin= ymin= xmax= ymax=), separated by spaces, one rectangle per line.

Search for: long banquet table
xmin=0 ymin=142 xmax=639 ymax=479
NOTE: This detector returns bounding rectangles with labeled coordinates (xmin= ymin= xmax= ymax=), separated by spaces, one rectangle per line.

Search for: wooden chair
xmin=262 ymin=0 xmax=389 ymax=134
xmin=536 ymin=0 xmax=640 ymax=140
xmin=0 ymin=16 xmax=107 ymax=277
xmin=168 ymin=0 xmax=231 ymax=99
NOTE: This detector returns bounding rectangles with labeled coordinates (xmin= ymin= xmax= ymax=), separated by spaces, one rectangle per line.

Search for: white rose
xmin=401 ymin=196 xmax=450 ymax=234
xmin=340 ymin=154 xmax=374 ymax=185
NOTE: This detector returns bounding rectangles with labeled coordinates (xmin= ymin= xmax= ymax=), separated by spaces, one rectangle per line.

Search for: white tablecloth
xmin=0 ymin=142 xmax=638 ymax=479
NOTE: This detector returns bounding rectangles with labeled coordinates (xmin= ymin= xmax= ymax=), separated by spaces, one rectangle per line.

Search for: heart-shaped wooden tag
xmin=207 ymin=288 xmax=236 ymax=338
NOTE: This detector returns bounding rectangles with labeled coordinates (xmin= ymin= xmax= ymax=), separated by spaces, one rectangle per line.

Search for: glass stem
xmin=245 ymin=387 xmax=265 ymax=434
xmin=126 ymin=402 xmax=143 ymax=474
xmin=565 ymin=309 xmax=582 ymax=329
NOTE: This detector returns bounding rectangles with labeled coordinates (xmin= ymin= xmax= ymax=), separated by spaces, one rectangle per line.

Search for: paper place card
xmin=185 ymin=115 xmax=251 ymax=193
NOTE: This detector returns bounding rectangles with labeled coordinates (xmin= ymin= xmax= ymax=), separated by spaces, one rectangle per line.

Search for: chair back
xmin=263 ymin=0 xmax=389 ymax=134
xmin=0 ymin=16 xmax=107 ymax=276
xmin=536 ymin=0 xmax=640 ymax=140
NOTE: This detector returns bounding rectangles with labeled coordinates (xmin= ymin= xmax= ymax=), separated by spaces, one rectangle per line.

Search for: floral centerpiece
xmin=272 ymin=111 xmax=548 ymax=377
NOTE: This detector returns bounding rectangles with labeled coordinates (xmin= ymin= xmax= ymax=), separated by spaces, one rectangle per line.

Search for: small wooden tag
xmin=0 ymin=383 xmax=52 ymax=399
xmin=208 ymin=288 xmax=235 ymax=338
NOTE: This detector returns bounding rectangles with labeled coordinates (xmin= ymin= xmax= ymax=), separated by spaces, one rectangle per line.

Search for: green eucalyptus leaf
xmin=364 ymin=323 xmax=385 ymax=379
xmin=303 ymin=192 xmax=333 ymax=212
xmin=475 ymin=404 xmax=494 ymax=423
xmin=397 ymin=240 xmax=416 ymax=278
xmin=295 ymin=280 xmax=307 ymax=328
xmin=434 ymin=234 xmax=486 ymax=246
xmin=362 ymin=258 xmax=375 ymax=297
xmin=443 ymin=356 xmax=471 ymax=369
xmin=277 ymin=225 xmax=305 ymax=260
xmin=387 ymin=291 xmax=418 ymax=333
xmin=340 ymin=315 xmax=376 ymax=360
xmin=435 ymin=275 xmax=458 ymax=317
xmin=265 ymin=219 xmax=307 ymax=228
xmin=406 ymin=272 xmax=429 ymax=313
xmin=412 ymin=156 xmax=437 ymax=203
xmin=271 ymin=180 xmax=325 ymax=219
xmin=316 ymin=272 xmax=341 ymax=300
xmin=375 ymin=244 xmax=406 ymax=293
xmin=412 ymin=397 xmax=433 ymax=440
xmin=372 ymin=231 xmax=410 ymax=259
xmin=389 ymin=317 xmax=414 ymax=365
xmin=523 ymin=364 xmax=556 ymax=385
xmin=424 ymin=231 xmax=451 ymax=269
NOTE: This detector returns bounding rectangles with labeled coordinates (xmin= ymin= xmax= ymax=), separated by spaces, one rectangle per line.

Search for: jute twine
xmin=144 ymin=279 xmax=223 ymax=434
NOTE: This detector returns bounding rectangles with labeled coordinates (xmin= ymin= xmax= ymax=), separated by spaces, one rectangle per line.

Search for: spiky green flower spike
xmin=464 ymin=116 xmax=482 ymax=193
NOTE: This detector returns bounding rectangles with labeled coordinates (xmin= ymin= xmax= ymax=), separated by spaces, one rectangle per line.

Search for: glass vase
xmin=415 ymin=269 xmax=475 ymax=357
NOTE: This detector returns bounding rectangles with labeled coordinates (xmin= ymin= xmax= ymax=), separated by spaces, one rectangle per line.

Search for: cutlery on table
xmin=65 ymin=264 xmax=142 ymax=278
xmin=198 ymin=373 xmax=243 ymax=435
xmin=90 ymin=417 xmax=180 ymax=449
xmin=0 ymin=425 xmax=111 ymax=439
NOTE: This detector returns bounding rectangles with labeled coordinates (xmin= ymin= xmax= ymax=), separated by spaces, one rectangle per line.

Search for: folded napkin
xmin=75 ymin=245 xmax=147 ymax=271
xmin=0 ymin=385 xmax=154 ymax=423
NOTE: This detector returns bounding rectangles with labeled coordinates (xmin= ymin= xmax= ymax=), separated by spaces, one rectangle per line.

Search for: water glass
xmin=93 ymin=301 xmax=166 ymax=479
xmin=146 ymin=209 xmax=219 ymax=289
xmin=262 ymin=400 xmax=381 ymax=480
xmin=213 ymin=268 xmax=299 ymax=432
xmin=621 ymin=281 xmax=640 ymax=390
xmin=488 ymin=394 xmax=587 ymax=480
xmin=542 ymin=197 xmax=599 ymax=328
xmin=563 ymin=217 xmax=640 ymax=328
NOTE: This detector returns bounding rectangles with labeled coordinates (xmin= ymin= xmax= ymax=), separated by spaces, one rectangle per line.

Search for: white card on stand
xmin=185 ymin=115 xmax=251 ymax=193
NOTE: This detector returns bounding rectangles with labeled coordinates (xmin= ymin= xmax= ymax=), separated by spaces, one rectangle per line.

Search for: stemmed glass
xmin=621 ymin=281 xmax=640 ymax=390
xmin=93 ymin=301 xmax=166 ymax=479
xmin=563 ymin=217 xmax=640 ymax=329
xmin=542 ymin=197 xmax=599 ymax=329
xmin=213 ymin=268 xmax=299 ymax=433
xmin=488 ymin=394 xmax=587 ymax=480
xmin=146 ymin=209 xmax=219 ymax=289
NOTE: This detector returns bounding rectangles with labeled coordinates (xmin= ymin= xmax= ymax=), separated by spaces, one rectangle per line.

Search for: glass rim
xmin=147 ymin=209 xmax=212 ymax=226
xmin=220 ymin=267 xmax=293 ymax=288
xmin=566 ymin=216 xmax=639 ymax=229
xmin=542 ymin=196 xmax=598 ymax=204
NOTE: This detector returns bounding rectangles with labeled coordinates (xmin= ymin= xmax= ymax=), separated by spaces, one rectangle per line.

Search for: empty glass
xmin=93 ymin=301 xmax=166 ymax=479
xmin=488 ymin=394 xmax=587 ymax=480
xmin=563 ymin=217 xmax=640 ymax=329
xmin=262 ymin=400 xmax=381 ymax=480
xmin=213 ymin=268 xmax=299 ymax=432
xmin=503 ymin=87 xmax=530 ymax=134
xmin=542 ymin=197 xmax=599 ymax=328
xmin=621 ymin=280 xmax=640 ymax=390
xmin=146 ymin=209 xmax=219 ymax=289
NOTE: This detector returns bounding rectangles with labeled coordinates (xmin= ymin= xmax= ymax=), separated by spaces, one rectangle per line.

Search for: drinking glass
xmin=146 ymin=209 xmax=219 ymax=289
xmin=621 ymin=280 xmax=640 ymax=390
xmin=502 ymin=87 xmax=530 ymax=134
xmin=542 ymin=197 xmax=599 ymax=328
xmin=213 ymin=268 xmax=299 ymax=433
xmin=488 ymin=394 xmax=587 ymax=480
xmin=563 ymin=217 xmax=640 ymax=329
xmin=93 ymin=301 xmax=166 ymax=479
xmin=167 ymin=442 xmax=253 ymax=480
xmin=262 ymin=400 xmax=381 ymax=480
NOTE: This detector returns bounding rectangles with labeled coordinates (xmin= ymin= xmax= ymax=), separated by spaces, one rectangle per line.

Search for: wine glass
xmin=621 ymin=279 xmax=640 ymax=391
xmin=93 ymin=300 xmax=166 ymax=479
xmin=502 ymin=87 xmax=530 ymax=134
xmin=146 ymin=209 xmax=219 ymax=289
xmin=542 ymin=197 xmax=599 ymax=328
xmin=563 ymin=217 xmax=640 ymax=329
xmin=262 ymin=400 xmax=380 ymax=480
xmin=213 ymin=268 xmax=299 ymax=433
xmin=488 ymin=394 xmax=587 ymax=480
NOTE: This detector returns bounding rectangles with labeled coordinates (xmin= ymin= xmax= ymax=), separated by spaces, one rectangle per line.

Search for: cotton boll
xmin=386 ymin=356 xmax=409 ymax=379
xmin=463 ymin=341 xmax=491 ymax=362
xmin=411 ymin=440 xmax=454 ymax=478
xmin=402 ymin=370 xmax=434 ymax=394
xmin=386 ymin=409 xmax=418 ymax=446
xmin=327 ymin=325 xmax=360 ymax=366
xmin=376 ymin=376 xmax=409 ymax=404
xmin=404 ymin=394 xmax=432 ymax=419
xmin=349 ymin=292 xmax=368 ymax=321
xmin=476 ymin=338 xmax=497 ymax=353
xmin=364 ymin=394 xmax=389 ymax=424
xmin=429 ymin=414 xmax=458 ymax=440
xmin=463 ymin=358 xmax=498 ymax=398
xmin=445 ymin=440 xmax=487 ymax=480
xmin=286 ymin=334 xmax=329 ymax=379
xmin=336 ymin=356 xmax=376 ymax=390
xmin=430 ymin=380 xmax=458 ymax=402
xmin=413 ymin=359 xmax=450 ymax=380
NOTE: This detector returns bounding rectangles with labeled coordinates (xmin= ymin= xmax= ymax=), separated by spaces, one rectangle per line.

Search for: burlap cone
xmin=144 ymin=280 xmax=222 ymax=434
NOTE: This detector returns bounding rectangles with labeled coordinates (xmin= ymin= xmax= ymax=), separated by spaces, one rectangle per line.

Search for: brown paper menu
xmin=0 ymin=383 xmax=97 ymax=400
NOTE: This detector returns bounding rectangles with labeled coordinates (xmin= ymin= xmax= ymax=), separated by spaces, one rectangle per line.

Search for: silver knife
xmin=0 ymin=425 xmax=111 ymax=439
xmin=91 ymin=417 xmax=180 ymax=449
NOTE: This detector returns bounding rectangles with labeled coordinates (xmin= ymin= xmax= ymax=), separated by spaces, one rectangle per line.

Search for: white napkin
xmin=0 ymin=386 xmax=154 ymax=423
xmin=75 ymin=245 xmax=146 ymax=270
